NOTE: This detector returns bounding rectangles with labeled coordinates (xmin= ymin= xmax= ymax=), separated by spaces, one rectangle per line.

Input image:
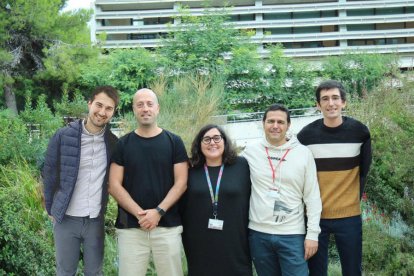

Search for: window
xmin=347 ymin=9 xmax=374 ymax=16
xmin=229 ymin=14 xmax=255 ymax=21
xmin=376 ymin=7 xmax=404 ymax=15
xmin=347 ymin=24 xmax=375 ymax=31
xmin=263 ymin=13 xmax=291 ymax=20
xmin=293 ymin=11 xmax=320 ymax=19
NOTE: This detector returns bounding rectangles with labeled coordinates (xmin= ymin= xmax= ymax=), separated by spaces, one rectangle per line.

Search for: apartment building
xmin=92 ymin=0 xmax=414 ymax=68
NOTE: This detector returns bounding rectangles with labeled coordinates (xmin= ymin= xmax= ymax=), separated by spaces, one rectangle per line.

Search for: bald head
xmin=132 ymin=88 xmax=160 ymax=127
xmin=133 ymin=88 xmax=159 ymax=106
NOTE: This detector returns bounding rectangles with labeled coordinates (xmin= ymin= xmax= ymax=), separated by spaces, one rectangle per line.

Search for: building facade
xmin=92 ymin=0 xmax=414 ymax=68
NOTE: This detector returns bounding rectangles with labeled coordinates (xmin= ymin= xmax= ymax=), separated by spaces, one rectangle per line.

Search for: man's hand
xmin=137 ymin=209 xmax=161 ymax=230
xmin=304 ymin=239 xmax=318 ymax=260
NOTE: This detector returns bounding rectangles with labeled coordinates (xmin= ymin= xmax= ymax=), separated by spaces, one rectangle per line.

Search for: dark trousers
xmin=53 ymin=215 xmax=104 ymax=276
xmin=308 ymin=215 xmax=362 ymax=276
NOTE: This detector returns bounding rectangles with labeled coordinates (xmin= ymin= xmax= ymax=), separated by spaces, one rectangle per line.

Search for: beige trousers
xmin=116 ymin=226 xmax=183 ymax=276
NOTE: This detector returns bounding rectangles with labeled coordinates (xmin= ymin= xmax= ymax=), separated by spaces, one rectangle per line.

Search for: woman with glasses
xmin=180 ymin=124 xmax=252 ymax=276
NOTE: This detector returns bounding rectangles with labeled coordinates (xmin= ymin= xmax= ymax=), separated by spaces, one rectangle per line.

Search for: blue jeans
xmin=308 ymin=215 xmax=362 ymax=276
xmin=249 ymin=229 xmax=308 ymax=276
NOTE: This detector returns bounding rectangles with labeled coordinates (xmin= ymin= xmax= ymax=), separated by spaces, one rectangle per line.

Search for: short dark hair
xmin=262 ymin=104 xmax=290 ymax=124
xmin=190 ymin=124 xmax=237 ymax=168
xmin=89 ymin=86 xmax=120 ymax=108
xmin=315 ymin=80 xmax=346 ymax=103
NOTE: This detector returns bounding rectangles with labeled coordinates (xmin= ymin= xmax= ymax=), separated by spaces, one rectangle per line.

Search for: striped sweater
xmin=297 ymin=116 xmax=372 ymax=219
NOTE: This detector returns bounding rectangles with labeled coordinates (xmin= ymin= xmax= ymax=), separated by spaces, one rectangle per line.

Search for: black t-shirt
xmin=112 ymin=129 xmax=188 ymax=228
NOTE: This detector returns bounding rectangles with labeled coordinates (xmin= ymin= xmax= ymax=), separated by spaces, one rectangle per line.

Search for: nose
xmin=98 ymin=107 xmax=106 ymax=116
xmin=271 ymin=122 xmax=279 ymax=128
xmin=142 ymin=103 xmax=150 ymax=111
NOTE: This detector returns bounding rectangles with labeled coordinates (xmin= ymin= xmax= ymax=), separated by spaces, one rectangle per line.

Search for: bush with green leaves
xmin=347 ymin=76 xmax=414 ymax=228
xmin=53 ymin=85 xmax=87 ymax=119
xmin=0 ymin=161 xmax=55 ymax=275
xmin=363 ymin=222 xmax=414 ymax=275
xmin=0 ymin=110 xmax=42 ymax=165
xmin=322 ymin=52 xmax=399 ymax=98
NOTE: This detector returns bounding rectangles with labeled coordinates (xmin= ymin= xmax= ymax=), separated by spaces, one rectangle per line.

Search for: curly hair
xmin=190 ymin=124 xmax=238 ymax=168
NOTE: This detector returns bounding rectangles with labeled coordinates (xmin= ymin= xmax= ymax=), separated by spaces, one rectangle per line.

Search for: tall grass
xmin=116 ymin=74 xmax=224 ymax=150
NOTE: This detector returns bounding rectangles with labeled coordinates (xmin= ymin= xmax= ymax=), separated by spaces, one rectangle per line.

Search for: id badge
xmin=267 ymin=188 xmax=281 ymax=199
xmin=208 ymin=218 xmax=224 ymax=230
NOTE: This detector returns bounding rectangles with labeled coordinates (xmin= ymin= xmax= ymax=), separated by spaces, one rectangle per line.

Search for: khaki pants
xmin=116 ymin=226 xmax=183 ymax=276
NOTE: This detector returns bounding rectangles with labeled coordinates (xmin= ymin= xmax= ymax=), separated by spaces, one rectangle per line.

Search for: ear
xmin=316 ymin=101 xmax=321 ymax=111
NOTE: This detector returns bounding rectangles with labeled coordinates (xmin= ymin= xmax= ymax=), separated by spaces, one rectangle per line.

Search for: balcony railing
xmin=95 ymin=0 xmax=414 ymax=17
xmin=95 ymin=13 xmax=414 ymax=35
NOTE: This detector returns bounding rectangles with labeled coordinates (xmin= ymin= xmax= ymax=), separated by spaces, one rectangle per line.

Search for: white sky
xmin=62 ymin=0 xmax=94 ymax=12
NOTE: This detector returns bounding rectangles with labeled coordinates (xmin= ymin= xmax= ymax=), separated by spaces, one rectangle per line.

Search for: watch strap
xmin=156 ymin=206 xmax=166 ymax=216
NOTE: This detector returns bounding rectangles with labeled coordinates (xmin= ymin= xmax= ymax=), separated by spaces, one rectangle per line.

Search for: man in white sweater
xmin=242 ymin=104 xmax=322 ymax=276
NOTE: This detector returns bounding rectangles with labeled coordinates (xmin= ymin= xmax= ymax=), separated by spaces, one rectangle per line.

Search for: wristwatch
xmin=156 ymin=206 xmax=166 ymax=216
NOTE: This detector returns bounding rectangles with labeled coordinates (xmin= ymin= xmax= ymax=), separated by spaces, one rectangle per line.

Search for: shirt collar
xmin=82 ymin=119 xmax=106 ymax=136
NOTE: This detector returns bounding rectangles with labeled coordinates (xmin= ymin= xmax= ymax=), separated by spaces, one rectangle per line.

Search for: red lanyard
xmin=265 ymin=147 xmax=290 ymax=184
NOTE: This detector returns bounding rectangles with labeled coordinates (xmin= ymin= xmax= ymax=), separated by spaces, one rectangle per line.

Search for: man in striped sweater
xmin=297 ymin=80 xmax=372 ymax=276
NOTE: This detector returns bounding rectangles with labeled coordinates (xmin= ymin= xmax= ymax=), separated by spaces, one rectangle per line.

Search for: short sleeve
xmin=172 ymin=135 xmax=188 ymax=164
xmin=111 ymin=139 xmax=125 ymax=166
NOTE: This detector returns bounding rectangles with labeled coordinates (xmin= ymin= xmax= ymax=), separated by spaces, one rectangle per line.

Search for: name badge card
xmin=267 ymin=188 xmax=281 ymax=199
xmin=208 ymin=218 xmax=224 ymax=230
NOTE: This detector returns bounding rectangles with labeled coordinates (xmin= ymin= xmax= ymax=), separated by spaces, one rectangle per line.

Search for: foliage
xmin=224 ymin=44 xmax=267 ymax=112
xmin=0 ymin=0 xmax=95 ymax=112
xmin=283 ymin=60 xmax=316 ymax=108
xmin=363 ymin=222 xmax=414 ymax=275
xmin=347 ymin=75 xmax=414 ymax=229
xmin=159 ymin=5 xmax=242 ymax=74
xmin=114 ymin=75 xmax=223 ymax=151
xmin=0 ymin=161 xmax=55 ymax=275
xmin=155 ymin=75 xmax=224 ymax=149
xmin=53 ymin=85 xmax=88 ymax=119
xmin=321 ymin=52 xmax=399 ymax=97
xmin=20 ymin=93 xmax=63 ymax=138
xmin=0 ymin=109 xmax=41 ymax=165
xmin=80 ymin=48 xmax=159 ymax=111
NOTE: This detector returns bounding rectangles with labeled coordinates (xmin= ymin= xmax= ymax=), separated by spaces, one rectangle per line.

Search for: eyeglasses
xmin=320 ymin=95 xmax=342 ymax=103
xmin=202 ymin=135 xmax=223 ymax=144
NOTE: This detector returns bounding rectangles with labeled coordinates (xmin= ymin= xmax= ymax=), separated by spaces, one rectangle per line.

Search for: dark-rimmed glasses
xmin=202 ymin=135 xmax=223 ymax=144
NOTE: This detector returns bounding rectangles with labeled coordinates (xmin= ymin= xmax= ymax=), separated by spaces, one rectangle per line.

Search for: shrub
xmin=0 ymin=161 xmax=55 ymax=275
xmin=347 ymin=77 xmax=414 ymax=227
xmin=0 ymin=110 xmax=39 ymax=165
xmin=117 ymin=75 xmax=223 ymax=151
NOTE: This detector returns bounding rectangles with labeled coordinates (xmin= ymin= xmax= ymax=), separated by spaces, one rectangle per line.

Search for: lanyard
xmin=204 ymin=164 xmax=224 ymax=218
xmin=265 ymin=147 xmax=290 ymax=184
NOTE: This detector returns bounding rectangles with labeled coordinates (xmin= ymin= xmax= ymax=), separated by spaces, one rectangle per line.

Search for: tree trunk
xmin=4 ymin=84 xmax=18 ymax=115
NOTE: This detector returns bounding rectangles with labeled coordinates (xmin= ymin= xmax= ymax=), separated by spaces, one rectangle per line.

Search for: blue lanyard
xmin=203 ymin=164 xmax=224 ymax=218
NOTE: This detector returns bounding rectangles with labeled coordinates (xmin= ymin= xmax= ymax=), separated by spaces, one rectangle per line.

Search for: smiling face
xmin=263 ymin=110 xmax=290 ymax=146
xmin=86 ymin=92 xmax=116 ymax=133
xmin=317 ymin=88 xmax=346 ymax=126
xmin=201 ymin=128 xmax=224 ymax=165
xmin=132 ymin=89 xmax=160 ymax=127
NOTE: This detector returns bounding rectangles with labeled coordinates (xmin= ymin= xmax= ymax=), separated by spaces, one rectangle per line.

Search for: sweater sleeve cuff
xmin=305 ymin=231 xmax=319 ymax=241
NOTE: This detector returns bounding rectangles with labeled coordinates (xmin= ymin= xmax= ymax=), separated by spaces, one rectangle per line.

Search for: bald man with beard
xmin=109 ymin=88 xmax=188 ymax=276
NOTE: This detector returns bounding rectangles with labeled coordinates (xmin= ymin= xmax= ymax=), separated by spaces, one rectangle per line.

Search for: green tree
xmin=224 ymin=44 xmax=266 ymax=112
xmin=0 ymin=0 xmax=95 ymax=113
xmin=159 ymin=5 xmax=243 ymax=74
xmin=79 ymin=48 xmax=160 ymax=111
xmin=321 ymin=52 xmax=398 ymax=97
